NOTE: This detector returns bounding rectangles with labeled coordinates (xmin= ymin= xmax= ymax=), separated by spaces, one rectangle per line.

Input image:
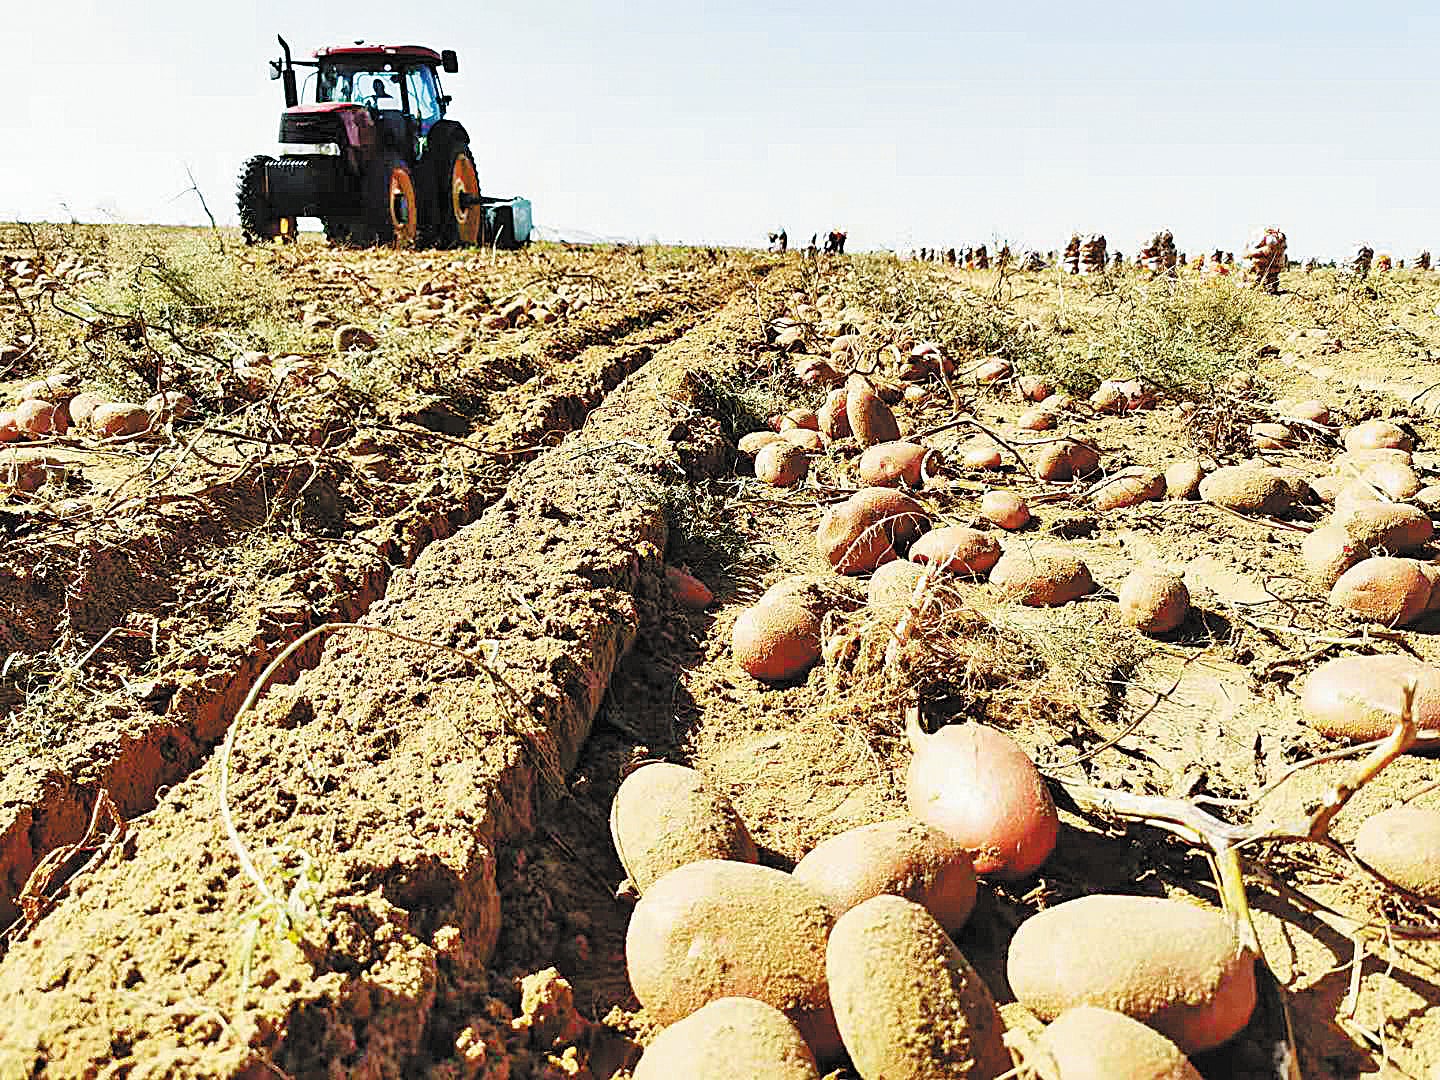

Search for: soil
xmin=1 ymin=236 xmax=1438 ymax=1079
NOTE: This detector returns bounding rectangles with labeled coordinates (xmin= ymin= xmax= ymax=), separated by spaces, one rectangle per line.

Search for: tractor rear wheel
xmin=434 ymin=144 xmax=482 ymax=249
xmin=375 ymin=156 xmax=419 ymax=248
xmin=236 ymin=155 xmax=292 ymax=245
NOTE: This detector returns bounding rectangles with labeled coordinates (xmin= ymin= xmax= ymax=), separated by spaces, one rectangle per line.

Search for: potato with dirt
xmin=625 ymin=860 xmax=841 ymax=1060
xmin=1353 ymin=806 xmax=1440 ymax=902
xmin=1197 ymin=465 xmax=1305 ymax=516
xmin=1118 ymin=564 xmax=1190 ymax=634
xmin=990 ymin=546 xmax=1094 ymax=606
xmin=1007 ymin=894 xmax=1257 ymax=1054
xmin=826 ymin=895 xmax=1010 ymax=1079
xmin=610 ymin=763 xmax=757 ymax=894
xmin=816 ymin=487 xmax=929 ymax=574
xmin=1300 ymin=654 xmax=1440 ymax=739
xmin=857 ymin=440 xmax=931 ymax=487
xmin=1031 ymin=1006 xmax=1201 ymax=1080
xmin=846 ymin=374 xmax=901 ymax=448
xmin=907 ymin=525 xmax=1000 ymax=577
xmin=792 ymin=818 xmax=978 ymax=933
xmin=1329 ymin=556 xmax=1430 ymax=626
xmin=634 ymin=998 xmax=821 ymax=1080
xmin=732 ymin=599 xmax=822 ymax=682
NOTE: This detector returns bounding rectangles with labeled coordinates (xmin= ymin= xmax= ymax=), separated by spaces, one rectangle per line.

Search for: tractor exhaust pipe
xmin=277 ymin=35 xmax=298 ymax=108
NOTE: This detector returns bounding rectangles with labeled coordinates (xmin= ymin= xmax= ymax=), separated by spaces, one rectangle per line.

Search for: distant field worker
xmin=824 ymin=229 xmax=847 ymax=255
xmin=767 ymin=229 xmax=787 ymax=253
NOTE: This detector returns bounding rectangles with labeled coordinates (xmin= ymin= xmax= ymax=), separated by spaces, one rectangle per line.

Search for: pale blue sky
xmin=5 ymin=2 xmax=1438 ymax=257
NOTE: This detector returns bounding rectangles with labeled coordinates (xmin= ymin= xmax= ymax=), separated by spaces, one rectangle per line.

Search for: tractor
xmin=237 ymin=37 xmax=530 ymax=249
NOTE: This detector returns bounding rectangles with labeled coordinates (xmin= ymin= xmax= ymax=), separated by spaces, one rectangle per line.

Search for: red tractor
xmin=237 ymin=37 xmax=529 ymax=249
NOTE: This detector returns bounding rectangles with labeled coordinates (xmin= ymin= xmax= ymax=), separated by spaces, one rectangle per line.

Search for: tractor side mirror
xmin=441 ymin=50 xmax=459 ymax=73
xmin=269 ymin=59 xmax=282 ymax=81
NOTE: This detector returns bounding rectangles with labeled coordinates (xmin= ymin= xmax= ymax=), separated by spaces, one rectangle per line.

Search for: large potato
xmin=1197 ymin=466 xmax=1304 ymax=516
xmin=816 ymin=488 xmax=929 ymax=574
xmin=908 ymin=526 xmax=1000 ymax=577
xmin=626 ymin=860 xmax=841 ymax=1060
xmin=1091 ymin=467 xmax=1164 ymax=511
xmin=732 ymin=601 xmax=821 ymax=682
xmin=1343 ymin=419 xmax=1412 ymax=453
xmin=1329 ymin=557 xmax=1429 ymax=626
xmin=610 ymin=763 xmax=757 ymax=894
xmin=907 ymin=722 xmax=1057 ymax=879
xmin=1300 ymin=654 xmax=1440 ymax=739
xmin=792 ymin=819 xmax=977 ymax=933
xmin=1034 ymin=439 xmax=1100 ymax=481
xmin=818 ymin=388 xmax=850 ymax=441
xmin=990 ymin=547 xmax=1094 ymax=606
xmin=846 ymin=374 xmax=901 ymax=448
xmin=1353 ymin=806 xmax=1440 ymax=903
xmin=634 ymin=998 xmax=821 ymax=1080
xmin=826 ymin=896 xmax=1009 ymax=1079
xmin=1118 ymin=565 xmax=1189 ymax=634
xmin=1033 ymin=1006 xmax=1201 ymax=1080
xmin=1007 ymin=895 xmax=1257 ymax=1054
xmin=857 ymin=441 xmax=930 ymax=487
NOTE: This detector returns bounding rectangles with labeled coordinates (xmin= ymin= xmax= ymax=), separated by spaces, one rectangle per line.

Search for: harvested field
xmin=2 ymin=228 xmax=1439 ymax=1079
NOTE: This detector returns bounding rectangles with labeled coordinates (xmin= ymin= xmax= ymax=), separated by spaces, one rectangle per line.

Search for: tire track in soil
xmin=0 ymin=291 xmax=756 ymax=1078
xmin=0 ymin=290 xmax=731 ymax=932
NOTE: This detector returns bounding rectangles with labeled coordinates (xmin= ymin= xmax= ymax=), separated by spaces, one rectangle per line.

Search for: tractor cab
xmin=239 ymin=36 xmax=530 ymax=250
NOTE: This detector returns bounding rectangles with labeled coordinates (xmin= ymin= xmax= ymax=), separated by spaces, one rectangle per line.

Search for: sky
xmin=5 ymin=1 xmax=1440 ymax=259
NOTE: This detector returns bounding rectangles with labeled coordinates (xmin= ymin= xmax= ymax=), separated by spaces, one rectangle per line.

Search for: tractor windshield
xmin=316 ymin=65 xmax=404 ymax=110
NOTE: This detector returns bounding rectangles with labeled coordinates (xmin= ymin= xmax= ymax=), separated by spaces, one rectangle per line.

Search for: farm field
xmin=1 ymin=224 xmax=1439 ymax=1079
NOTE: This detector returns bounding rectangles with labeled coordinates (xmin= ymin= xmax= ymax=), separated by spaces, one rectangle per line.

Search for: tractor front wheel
xmin=377 ymin=157 xmax=419 ymax=248
xmin=236 ymin=155 xmax=295 ymax=244
xmin=434 ymin=144 xmax=482 ymax=249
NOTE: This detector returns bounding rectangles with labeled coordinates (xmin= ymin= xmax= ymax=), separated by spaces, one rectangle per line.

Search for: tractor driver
xmin=364 ymin=78 xmax=394 ymax=108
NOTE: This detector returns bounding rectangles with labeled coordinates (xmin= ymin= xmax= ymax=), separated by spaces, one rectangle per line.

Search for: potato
xmin=1329 ymin=557 xmax=1429 ymax=626
xmin=1309 ymin=475 xmax=1342 ymax=504
xmin=610 ymin=763 xmax=757 ymax=893
xmin=1018 ymin=374 xmax=1053 ymax=402
xmin=760 ymin=573 xmax=866 ymax=616
xmin=14 ymin=399 xmax=63 ymax=437
xmin=755 ymin=443 xmax=809 ymax=487
xmin=1300 ymin=525 xmax=1365 ymax=588
xmin=1118 ymin=565 xmax=1190 ymax=634
xmin=793 ymin=819 xmax=977 ymax=933
xmin=781 ymin=428 xmax=825 ymax=452
xmin=1332 ymin=482 xmax=1386 ymax=515
xmin=857 ymin=441 xmax=930 ymax=487
xmin=1300 ymin=654 xmax=1440 ymax=739
xmin=982 ymin=490 xmax=1030 ymax=530
xmin=1034 ymin=439 xmax=1100 ymax=481
xmin=826 ymin=896 xmax=1009 ymax=1079
xmin=1414 ymin=483 xmax=1440 ymax=511
xmin=0 ymin=412 xmax=19 ymax=443
xmin=1353 ymin=806 xmax=1440 ymax=903
xmin=1197 ymin=466 xmax=1304 ymax=516
xmin=962 ymin=444 xmax=1003 ymax=470
xmin=732 ymin=601 xmax=821 ymax=682
xmin=1090 ymin=384 xmax=1125 ymax=414
xmin=907 ymin=721 xmax=1058 ymax=879
xmin=91 ymin=403 xmax=152 ymax=439
xmin=1092 ymin=467 xmax=1164 ymax=511
xmin=902 ymin=384 xmax=929 ymax=404
xmin=1335 ymin=503 xmax=1434 ymax=553
xmin=780 ymin=408 xmax=819 ymax=432
xmin=867 ymin=559 xmax=928 ymax=607
xmin=665 ymin=566 xmax=713 ymax=610
xmin=908 ymin=526 xmax=1000 ymax=577
xmin=847 ymin=374 xmax=901 ymax=448
xmin=1333 ymin=447 xmax=1413 ymax=476
xmin=634 ymin=998 xmax=820 ymax=1080
xmin=1249 ymin=421 xmax=1293 ymax=449
xmin=1361 ymin=460 xmax=1422 ymax=500
xmin=1279 ymin=399 xmax=1330 ymax=425
xmin=1017 ymin=407 xmax=1056 ymax=432
xmin=1034 ymin=1007 xmax=1201 ymax=1080
xmin=145 ymin=390 xmax=194 ymax=420
xmin=1163 ymin=460 xmax=1205 ymax=500
xmin=974 ymin=357 xmax=1012 ymax=383
xmin=817 ymin=388 xmax=851 ymax=441
xmin=816 ymin=488 xmax=929 ymax=574
xmin=990 ymin=547 xmax=1094 ymax=606
xmin=738 ymin=430 xmax=785 ymax=456
xmin=1344 ymin=419 xmax=1413 ymax=453
xmin=1006 ymin=895 xmax=1257 ymax=1054
xmin=1040 ymin=392 xmax=1075 ymax=413
xmin=626 ymin=860 xmax=840 ymax=1060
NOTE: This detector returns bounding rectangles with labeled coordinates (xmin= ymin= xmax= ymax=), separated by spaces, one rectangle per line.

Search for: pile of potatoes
xmin=612 ymin=759 xmax=1256 ymax=1078
xmin=0 ymin=372 xmax=190 ymax=444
